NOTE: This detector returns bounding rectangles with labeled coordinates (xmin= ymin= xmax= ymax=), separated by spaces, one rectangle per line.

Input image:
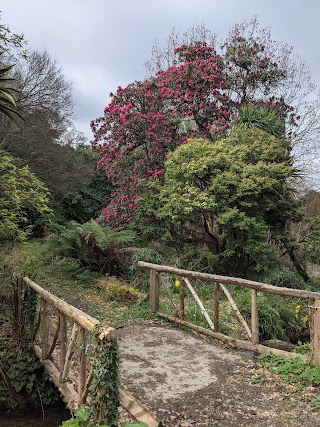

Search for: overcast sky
xmin=3 ymin=1 xmax=320 ymax=141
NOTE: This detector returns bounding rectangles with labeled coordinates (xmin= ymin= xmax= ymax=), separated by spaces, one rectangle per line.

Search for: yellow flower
xmin=303 ymin=316 xmax=308 ymax=324
xmin=175 ymin=280 xmax=181 ymax=288
xmin=295 ymin=305 xmax=301 ymax=314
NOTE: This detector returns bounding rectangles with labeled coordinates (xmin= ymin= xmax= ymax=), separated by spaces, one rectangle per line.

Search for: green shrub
xmin=261 ymin=265 xmax=305 ymax=289
xmin=234 ymin=288 xmax=308 ymax=341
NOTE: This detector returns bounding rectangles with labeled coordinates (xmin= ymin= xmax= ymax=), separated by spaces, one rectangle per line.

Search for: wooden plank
xmin=149 ymin=269 xmax=159 ymax=313
xmin=158 ymin=312 xmax=309 ymax=363
xmin=137 ymin=261 xmax=320 ymax=300
xmin=44 ymin=316 xmax=61 ymax=359
xmin=62 ymin=323 xmax=79 ymax=381
xmin=179 ymin=278 xmax=185 ymax=320
xmin=214 ymin=283 xmax=220 ymax=332
xmin=81 ymin=366 xmax=94 ymax=403
xmin=251 ymin=289 xmax=259 ymax=344
xmin=40 ymin=298 xmax=49 ymax=359
xmin=78 ymin=327 xmax=87 ymax=406
xmin=59 ymin=313 xmax=67 ymax=381
xmin=22 ymin=277 xmax=115 ymax=340
xmin=183 ymin=278 xmax=215 ymax=331
xmin=310 ymin=299 xmax=320 ymax=366
xmin=219 ymin=283 xmax=252 ymax=339
xmin=120 ymin=389 xmax=162 ymax=427
xmin=157 ymin=273 xmax=177 ymax=311
xmin=34 ymin=345 xmax=78 ymax=412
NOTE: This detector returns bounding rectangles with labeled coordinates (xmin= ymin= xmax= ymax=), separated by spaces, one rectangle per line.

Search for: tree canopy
xmin=0 ymin=150 xmax=52 ymax=240
xmin=92 ymin=18 xmax=309 ymax=226
xmin=151 ymin=128 xmax=300 ymax=274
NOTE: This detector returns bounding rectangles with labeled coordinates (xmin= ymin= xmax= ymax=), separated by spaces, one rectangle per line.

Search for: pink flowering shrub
xmin=92 ymin=38 xmax=294 ymax=227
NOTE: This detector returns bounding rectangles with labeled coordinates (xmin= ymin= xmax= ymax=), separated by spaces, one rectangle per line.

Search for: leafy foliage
xmin=146 ymin=128 xmax=298 ymax=275
xmin=92 ymin=19 xmax=301 ymax=226
xmin=85 ymin=327 xmax=120 ymax=427
xmin=0 ymin=57 xmax=23 ymax=123
xmin=0 ymin=150 xmax=52 ymax=241
xmin=259 ymin=353 xmax=320 ymax=385
xmin=49 ymin=219 xmax=136 ymax=275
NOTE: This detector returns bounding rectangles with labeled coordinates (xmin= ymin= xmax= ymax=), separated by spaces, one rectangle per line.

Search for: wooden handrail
xmin=22 ymin=277 xmax=115 ymax=339
xmin=137 ymin=261 xmax=320 ymax=299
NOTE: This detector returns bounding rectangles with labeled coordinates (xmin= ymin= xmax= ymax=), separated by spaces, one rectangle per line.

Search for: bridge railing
xmin=14 ymin=276 xmax=115 ymax=412
xmin=137 ymin=261 xmax=320 ymax=366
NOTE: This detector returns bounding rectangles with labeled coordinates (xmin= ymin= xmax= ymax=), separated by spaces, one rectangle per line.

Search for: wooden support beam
xmin=150 ymin=269 xmax=159 ymax=313
xmin=179 ymin=278 xmax=185 ymax=320
xmin=61 ymin=323 xmax=79 ymax=381
xmin=158 ymin=312 xmax=309 ymax=362
xmin=219 ymin=283 xmax=252 ymax=340
xmin=120 ymin=388 xmax=162 ymax=427
xmin=40 ymin=298 xmax=49 ymax=359
xmin=183 ymin=278 xmax=215 ymax=331
xmin=251 ymin=289 xmax=259 ymax=344
xmin=157 ymin=273 xmax=177 ymax=311
xmin=22 ymin=277 xmax=115 ymax=340
xmin=34 ymin=345 xmax=78 ymax=412
xmin=81 ymin=366 xmax=94 ymax=404
xmin=59 ymin=313 xmax=67 ymax=381
xmin=44 ymin=316 xmax=61 ymax=360
xmin=310 ymin=299 xmax=320 ymax=366
xmin=137 ymin=261 xmax=320 ymax=300
xmin=78 ymin=327 xmax=87 ymax=406
xmin=214 ymin=283 xmax=220 ymax=332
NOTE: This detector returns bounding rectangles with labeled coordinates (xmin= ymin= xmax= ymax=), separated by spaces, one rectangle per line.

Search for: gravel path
xmin=118 ymin=322 xmax=320 ymax=427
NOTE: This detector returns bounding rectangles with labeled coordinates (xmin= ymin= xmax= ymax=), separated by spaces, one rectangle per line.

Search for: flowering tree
xmin=92 ymin=43 xmax=236 ymax=226
xmin=92 ymin=20 xmax=304 ymax=226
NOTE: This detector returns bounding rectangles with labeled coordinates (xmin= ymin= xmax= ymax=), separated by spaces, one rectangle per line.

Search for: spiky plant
xmin=233 ymin=104 xmax=285 ymax=139
xmin=0 ymin=55 xmax=23 ymax=124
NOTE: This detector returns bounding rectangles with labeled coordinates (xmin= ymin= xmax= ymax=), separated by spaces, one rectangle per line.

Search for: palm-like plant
xmin=233 ymin=104 xmax=285 ymax=139
xmin=0 ymin=59 xmax=23 ymax=124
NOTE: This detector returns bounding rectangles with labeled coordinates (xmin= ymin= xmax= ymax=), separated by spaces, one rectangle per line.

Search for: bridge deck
xmin=119 ymin=322 xmax=320 ymax=427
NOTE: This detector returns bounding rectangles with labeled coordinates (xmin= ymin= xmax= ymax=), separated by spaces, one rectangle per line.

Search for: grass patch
xmin=258 ymin=353 xmax=320 ymax=408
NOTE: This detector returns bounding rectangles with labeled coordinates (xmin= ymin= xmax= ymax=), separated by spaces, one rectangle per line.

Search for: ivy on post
xmin=309 ymin=300 xmax=320 ymax=366
xmin=86 ymin=325 xmax=120 ymax=427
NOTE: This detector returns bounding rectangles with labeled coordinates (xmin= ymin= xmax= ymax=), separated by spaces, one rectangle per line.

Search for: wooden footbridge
xmin=13 ymin=262 xmax=320 ymax=426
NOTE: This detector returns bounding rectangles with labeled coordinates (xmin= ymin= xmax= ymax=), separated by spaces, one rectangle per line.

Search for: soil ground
xmin=118 ymin=322 xmax=320 ymax=427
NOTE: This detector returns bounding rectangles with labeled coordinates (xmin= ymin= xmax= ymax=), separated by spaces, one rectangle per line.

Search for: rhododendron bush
xmin=92 ymin=19 xmax=310 ymax=227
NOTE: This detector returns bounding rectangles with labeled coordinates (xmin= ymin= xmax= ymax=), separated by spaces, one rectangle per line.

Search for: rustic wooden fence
xmin=13 ymin=276 xmax=161 ymax=426
xmin=137 ymin=261 xmax=320 ymax=366
xmin=14 ymin=276 xmax=115 ymax=411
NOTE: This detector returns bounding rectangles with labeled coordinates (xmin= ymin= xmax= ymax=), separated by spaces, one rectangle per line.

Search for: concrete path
xmin=118 ymin=322 xmax=320 ymax=427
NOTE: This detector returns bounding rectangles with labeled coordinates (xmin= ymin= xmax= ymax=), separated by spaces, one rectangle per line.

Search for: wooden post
xmin=149 ymin=269 xmax=159 ymax=312
xmin=251 ymin=289 xmax=259 ymax=344
xmin=220 ymin=283 xmax=252 ymax=340
xmin=179 ymin=279 xmax=185 ymax=320
xmin=214 ymin=283 xmax=220 ymax=332
xmin=310 ymin=299 xmax=320 ymax=366
xmin=78 ymin=327 xmax=87 ymax=406
xmin=40 ymin=298 xmax=49 ymax=359
xmin=59 ymin=314 xmax=67 ymax=380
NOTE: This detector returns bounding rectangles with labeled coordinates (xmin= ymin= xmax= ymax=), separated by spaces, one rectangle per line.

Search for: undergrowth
xmin=258 ymin=353 xmax=320 ymax=407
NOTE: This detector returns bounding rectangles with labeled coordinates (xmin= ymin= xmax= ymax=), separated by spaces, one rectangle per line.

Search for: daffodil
xmin=295 ymin=305 xmax=301 ymax=314
xmin=175 ymin=280 xmax=181 ymax=288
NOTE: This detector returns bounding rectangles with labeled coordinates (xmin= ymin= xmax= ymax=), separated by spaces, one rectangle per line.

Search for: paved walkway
xmin=118 ymin=322 xmax=320 ymax=427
